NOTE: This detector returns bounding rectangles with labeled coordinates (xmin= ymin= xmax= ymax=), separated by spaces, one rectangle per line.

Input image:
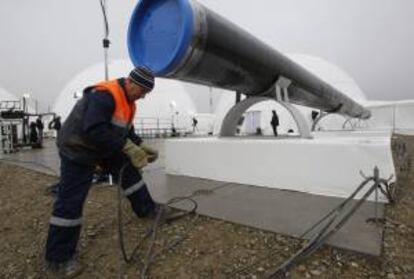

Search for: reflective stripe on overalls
xmin=50 ymin=216 xmax=82 ymax=227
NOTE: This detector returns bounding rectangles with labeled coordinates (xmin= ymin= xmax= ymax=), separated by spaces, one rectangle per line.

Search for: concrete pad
xmin=144 ymin=169 xmax=384 ymax=256
xmin=165 ymin=132 xmax=396 ymax=202
xmin=0 ymin=140 xmax=60 ymax=175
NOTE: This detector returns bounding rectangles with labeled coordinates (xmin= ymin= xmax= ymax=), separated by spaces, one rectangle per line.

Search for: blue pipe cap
xmin=128 ymin=0 xmax=194 ymax=76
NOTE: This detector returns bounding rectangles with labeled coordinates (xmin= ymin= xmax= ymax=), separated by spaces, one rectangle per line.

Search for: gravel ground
xmin=0 ymin=135 xmax=413 ymax=279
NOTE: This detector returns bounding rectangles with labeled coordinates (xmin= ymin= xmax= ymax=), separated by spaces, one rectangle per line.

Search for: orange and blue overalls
xmin=46 ymin=79 xmax=155 ymax=263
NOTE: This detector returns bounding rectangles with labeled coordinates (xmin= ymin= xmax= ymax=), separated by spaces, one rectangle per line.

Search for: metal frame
xmin=220 ymin=77 xmax=312 ymax=138
xmin=311 ymin=112 xmax=356 ymax=132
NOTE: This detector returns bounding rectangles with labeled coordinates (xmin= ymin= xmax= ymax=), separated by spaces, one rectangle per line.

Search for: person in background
xmin=29 ymin=121 xmax=39 ymax=146
xmin=45 ymin=67 xmax=159 ymax=278
xmin=311 ymin=110 xmax=319 ymax=123
xmin=45 ymin=115 xmax=64 ymax=194
xmin=48 ymin=115 xmax=62 ymax=132
xmin=36 ymin=115 xmax=44 ymax=147
xmin=270 ymin=110 xmax=279 ymax=137
xmin=192 ymin=116 xmax=198 ymax=133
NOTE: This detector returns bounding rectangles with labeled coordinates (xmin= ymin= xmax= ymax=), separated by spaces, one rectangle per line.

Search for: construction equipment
xmin=0 ymin=99 xmax=55 ymax=153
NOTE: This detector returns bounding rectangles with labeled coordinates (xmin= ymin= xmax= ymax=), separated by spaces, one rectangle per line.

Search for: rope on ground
xmin=116 ymin=163 xmax=203 ymax=279
xmin=263 ymin=167 xmax=395 ymax=279
xmin=229 ymin=167 xmax=395 ymax=278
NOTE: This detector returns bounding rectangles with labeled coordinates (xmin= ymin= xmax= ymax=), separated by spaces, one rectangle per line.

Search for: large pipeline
xmin=127 ymin=0 xmax=371 ymax=119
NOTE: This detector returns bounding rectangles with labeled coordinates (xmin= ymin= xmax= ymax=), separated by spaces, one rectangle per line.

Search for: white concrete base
xmin=165 ymin=131 xmax=396 ymax=202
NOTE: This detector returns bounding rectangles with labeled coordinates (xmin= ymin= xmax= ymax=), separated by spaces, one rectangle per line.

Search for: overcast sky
xmin=0 ymin=0 xmax=413 ymax=112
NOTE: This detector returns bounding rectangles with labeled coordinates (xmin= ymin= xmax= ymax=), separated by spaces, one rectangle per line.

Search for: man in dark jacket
xmin=35 ymin=116 xmax=44 ymax=147
xmin=48 ymin=115 xmax=62 ymax=132
xmin=270 ymin=110 xmax=279 ymax=137
xmin=45 ymin=67 xmax=158 ymax=277
xmin=192 ymin=116 xmax=198 ymax=133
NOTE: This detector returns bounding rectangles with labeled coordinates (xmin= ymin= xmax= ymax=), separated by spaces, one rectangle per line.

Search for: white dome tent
xmin=53 ymin=60 xmax=135 ymax=120
xmin=0 ymin=87 xmax=18 ymax=102
xmin=288 ymin=54 xmax=367 ymax=103
xmin=0 ymin=87 xmax=20 ymax=111
xmin=53 ymin=59 xmax=197 ymax=136
xmin=0 ymin=87 xmax=37 ymax=113
xmin=288 ymin=54 xmax=368 ymax=132
xmin=134 ymin=78 xmax=197 ymax=136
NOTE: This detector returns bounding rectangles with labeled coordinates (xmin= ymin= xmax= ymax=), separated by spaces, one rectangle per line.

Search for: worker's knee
xmin=128 ymin=185 xmax=155 ymax=218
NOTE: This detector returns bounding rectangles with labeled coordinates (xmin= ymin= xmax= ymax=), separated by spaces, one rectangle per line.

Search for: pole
xmin=22 ymin=97 xmax=26 ymax=144
xmin=100 ymin=0 xmax=110 ymax=81
xmin=209 ymin=87 xmax=213 ymax=113
xmin=236 ymin=91 xmax=241 ymax=104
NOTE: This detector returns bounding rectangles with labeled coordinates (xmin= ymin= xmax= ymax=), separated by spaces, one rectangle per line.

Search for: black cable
xmin=264 ymin=174 xmax=392 ymax=278
xmin=116 ymin=162 xmax=199 ymax=278
xmin=230 ymin=173 xmax=393 ymax=278
xmin=98 ymin=0 xmax=111 ymax=81
xmin=299 ymin=177 xmax=374 ymax=238
xmin=139 ymin=182 xmax=232 ymax=278
xmin=140 ymin=197 xmax=199 ymax=279
xmin=99 ymin=0 xmax=109 ymax=39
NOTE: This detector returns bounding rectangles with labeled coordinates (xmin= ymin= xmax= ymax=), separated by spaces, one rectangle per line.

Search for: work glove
xmin=140 ymin=143 xmax=159 ymax=163
xmin=122 ymin=139 xmax=148 ymax=169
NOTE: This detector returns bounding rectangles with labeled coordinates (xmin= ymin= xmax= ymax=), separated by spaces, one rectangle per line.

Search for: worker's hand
xmin=140 ymin=143 xmax=159 ymax=163
xmin=123 ymin=139 xmax=148 ymax=169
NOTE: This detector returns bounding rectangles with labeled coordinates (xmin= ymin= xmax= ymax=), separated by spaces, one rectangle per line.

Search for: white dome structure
xmin=53 ymin=60 xmax=134 ymax=120
xmin=0 ymin=87 xmax=23 ymax=111
xmin=53 ymin=60 xmax=197 ymax=131
xmin=287 ymin=54 xmax=367 ymax=103
xmin=0 ymin=87 xmax=18 ymax=101
xmin=213 ymin=54 xmax=368 ymax=135
xmin=134 ymin=77 xmax=197 ymax=132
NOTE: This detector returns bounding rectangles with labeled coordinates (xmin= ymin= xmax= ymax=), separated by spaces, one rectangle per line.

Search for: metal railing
xmin=0 ymin=100 xmax=21 ymax=111
xmin=357 ymin=102 xmax=414 ymax=132
xmin=133 ymin=117 xmax=190 ymax=138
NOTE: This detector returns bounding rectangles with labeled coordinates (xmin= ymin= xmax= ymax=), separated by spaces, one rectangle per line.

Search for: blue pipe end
xmin=127 ymin=0 xmax=194 ymax=76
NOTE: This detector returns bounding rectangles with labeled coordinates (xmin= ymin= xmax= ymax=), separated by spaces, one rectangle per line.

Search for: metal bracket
xmin=220 ymin=77 xmax=312 ymax=138
xmin=311 ymin=112 xmax=355 ymax=132
xmin=274 ymin=76 xmax=291 ymax=102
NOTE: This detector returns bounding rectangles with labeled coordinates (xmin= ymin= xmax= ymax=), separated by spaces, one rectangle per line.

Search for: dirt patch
xmin=1 ymin=135 xmax=413 ymax=278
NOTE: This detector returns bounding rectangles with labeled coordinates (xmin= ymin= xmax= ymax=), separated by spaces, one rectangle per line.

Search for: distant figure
xmin=311 ymin=110 xmax=319 ymax=122
xmin=171 ymin=126 xmax=178 ymax=137
xmin=270 ymin=110 xmax=279 ymax=137
xmin=36 ymin=116 xmax=44 ymax=147
xmin=236 ymin=115 xmax=245 ymax=135
xmin=29 ymin=121 xmax=39 ymax=144
xmin=48 ymin=116 xmax=62 ymax=132
xmin=192 ymin=117 xmax=198 ymax=133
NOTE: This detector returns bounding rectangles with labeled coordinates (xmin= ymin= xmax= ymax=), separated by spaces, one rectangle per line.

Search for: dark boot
xmin=45 ymin=258 xmax=83 ymax=278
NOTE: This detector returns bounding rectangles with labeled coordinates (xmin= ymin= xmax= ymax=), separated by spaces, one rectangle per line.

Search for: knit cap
xmin=129 ymin=66 xmax=154 ymax=91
